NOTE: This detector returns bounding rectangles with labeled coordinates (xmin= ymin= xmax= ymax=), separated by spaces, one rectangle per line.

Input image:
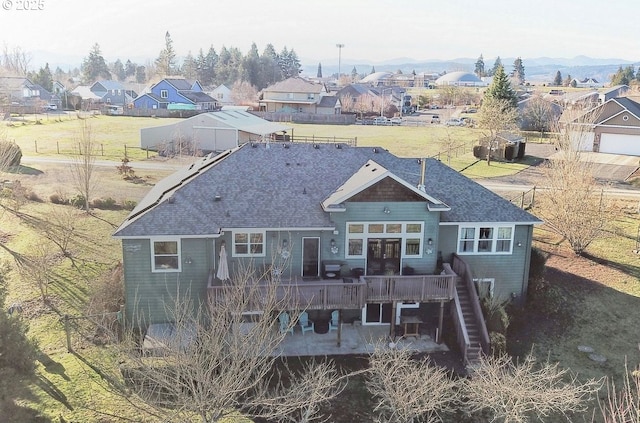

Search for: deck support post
xmin=336 ymin=309 xmax=342 ymax=347
xmin=437 ymin=301 xmax=444 ymax=344
xmin=390 ymin=301 xmax=397 ymax=339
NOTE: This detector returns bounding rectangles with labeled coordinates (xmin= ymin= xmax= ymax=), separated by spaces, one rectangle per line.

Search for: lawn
xmin=3 ymin=116 xmax=637 ymax=421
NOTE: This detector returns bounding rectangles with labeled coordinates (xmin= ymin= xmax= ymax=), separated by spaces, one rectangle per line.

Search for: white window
xmin=457 ymin=225 xmax=514 ymax=254
xmin=233 ymin=231 xmax=265 ymax=257
xmin=160 ymin=89 xmax=168 ymax=99
xmin=346 ymin=222 xmax=424 ymax=258
xmin=473 ymin=278 xmax=495 ymax=298
xmin=151 ymin=240 xmax=181 ymax=272
xmin=307 ymin=93 xmax=315 ymax=100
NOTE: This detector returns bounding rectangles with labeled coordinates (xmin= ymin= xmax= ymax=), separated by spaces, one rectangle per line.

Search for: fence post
xmin=56 ymin=141 xmax=59 ymax=154
xmin=124 ymin=144 xmax=127 ymax=156
xmin=532 ymin=186 xmax=536 ymax=207
xmin=521 ymin=192 xmax=525 ymax=209
xmin=101 ymin=144 xmax=104 ymax=156
xmin=34 ymin=140 xmax=37 ymax=153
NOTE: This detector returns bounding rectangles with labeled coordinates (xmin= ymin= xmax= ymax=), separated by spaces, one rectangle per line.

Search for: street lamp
xmin=336 ymin=43 xmax=344 ymax=85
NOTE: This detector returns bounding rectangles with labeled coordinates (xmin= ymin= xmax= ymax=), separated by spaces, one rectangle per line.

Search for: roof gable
xmin=263 ymin=77 xmax=325 ymax=94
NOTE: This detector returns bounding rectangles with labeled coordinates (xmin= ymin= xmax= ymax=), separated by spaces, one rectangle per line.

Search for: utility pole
xmin=336 ymin=43 xmax=345 ymax=86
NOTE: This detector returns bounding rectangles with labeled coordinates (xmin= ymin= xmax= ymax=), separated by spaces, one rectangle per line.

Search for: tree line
xmin=2 ymin=33 xmax=304 ymax=92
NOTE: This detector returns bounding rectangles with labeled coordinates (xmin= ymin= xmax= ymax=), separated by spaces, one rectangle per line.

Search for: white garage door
xmin=600 ymin=133 xmax=640 ymax=156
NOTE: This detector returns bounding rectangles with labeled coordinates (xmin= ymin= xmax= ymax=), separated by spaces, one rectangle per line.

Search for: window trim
xmin=457 ymin=224 xmax=514 ymax=255
xmin=345 ymin=221 xmax=424 ymax=259
xmin=160 ymin=89 xmax=168 ymax=99
xmin=150 ymin=238 xmax=181 ymax=273
xmin=232 ymin=230 xmax=266 ymax=257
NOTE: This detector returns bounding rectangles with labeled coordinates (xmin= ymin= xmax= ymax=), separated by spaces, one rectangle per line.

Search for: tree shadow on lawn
xmin=6 ymin=165 xmax=43 ymax=176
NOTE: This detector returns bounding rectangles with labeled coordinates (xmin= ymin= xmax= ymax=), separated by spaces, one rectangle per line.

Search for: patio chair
xmin=279 ymin=312 xmax=294 ymax=335
xmin=298 ymin=311 xmax=315 ymax=335
xmin=328 ymin=310 xmax=340 ymax=332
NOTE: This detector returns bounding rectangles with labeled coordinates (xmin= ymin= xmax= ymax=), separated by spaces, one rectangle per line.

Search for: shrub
xmin=25 ymin=190 xmax=42 ymax=202
xmin=122 ymin=199 xmax=137 ymax=211
xmin=91 ymin=197 xmax=118 ymax=210
xmin=489 ymin=331 xmax=507 ymax=356
xmin=69 ymin=194 xmax=86 ymax=209
xmin=49 ymin=193 xmax=68 ymax=204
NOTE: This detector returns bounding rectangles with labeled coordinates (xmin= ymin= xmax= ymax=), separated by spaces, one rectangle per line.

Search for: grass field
xmin=2 ymin=116 xmax=637 ymax=421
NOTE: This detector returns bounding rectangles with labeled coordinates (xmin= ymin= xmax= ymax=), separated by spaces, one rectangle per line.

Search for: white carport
xmin=599 ymin=133 xmax=640 ymax=156
xmin=140 ymin=110 xmax=292 ymax=152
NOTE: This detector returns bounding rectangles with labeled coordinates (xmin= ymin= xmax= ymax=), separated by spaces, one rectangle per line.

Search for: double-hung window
xmin=457 ymin=225 xmax=514 ymax=254
xmin=151 ymin=240 xmax=181 ymax=272
xmin=160 ymin=89 xmax=168 ymax=99
xmin=233 ymin=231 xmax=265 ymax=257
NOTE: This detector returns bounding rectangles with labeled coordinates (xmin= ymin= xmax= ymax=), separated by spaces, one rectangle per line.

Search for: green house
xmin=113 ymin=142 xmax=541 ymax=362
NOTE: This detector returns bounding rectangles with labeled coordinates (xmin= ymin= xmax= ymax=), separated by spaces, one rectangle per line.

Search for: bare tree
xmin=463 ymin=354 xmax=600 ymax=423
xmin=119 ymin=262 xmax=345 ymax=423
xmin=537 ymin=112 xmax=612 ymax=255
xmin=17 ymin=241 xmax=58 ymax=302
xmin=1 ymin=43 xmax=31 ymax=76
xmin=477 ymin=97 xmax=519 ymax=165
xmin=69 ymin=120 xmax=99 ymax=212
xmin=0 ymin=127 xmax=21 ymax=174
xmin=598 ymin=363 xmax=640 ymax=422
xmin=521 ymin=96 xmax=558 ymax=138
xmin=230 ymin=79 xmax=258 ymax=106
xmin=366 ymin=345 xmax=459 ymax=423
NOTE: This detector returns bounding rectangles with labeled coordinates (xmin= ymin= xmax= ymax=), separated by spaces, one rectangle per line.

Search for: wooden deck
xmin=208 ymin=274 xmax=457 ymax=311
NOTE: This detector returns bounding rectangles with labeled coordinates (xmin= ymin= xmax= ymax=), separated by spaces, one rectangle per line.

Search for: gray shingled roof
xmin=114 ymin=143 xmax=540 ymax=237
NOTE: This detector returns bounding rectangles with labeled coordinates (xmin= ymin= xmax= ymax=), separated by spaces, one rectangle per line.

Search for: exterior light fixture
xmin=383 ymin=206 xmax=391 ymax=214
xmin=330 ymin=239 xmax=339 ymax=255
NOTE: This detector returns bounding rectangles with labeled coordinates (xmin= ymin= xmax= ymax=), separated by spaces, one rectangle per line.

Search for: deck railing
xmin=208 ymin=274 xmax=456 ymax=311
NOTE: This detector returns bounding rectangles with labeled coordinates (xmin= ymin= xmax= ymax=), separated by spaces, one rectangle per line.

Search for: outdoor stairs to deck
xmin=456 ymin=279 xmax=483 ymax=367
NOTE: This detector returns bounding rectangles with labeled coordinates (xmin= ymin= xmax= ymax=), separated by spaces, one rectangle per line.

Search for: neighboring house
xmin=139 ymin=110 xmax=292 ymax=152
xmin=70 ymin=85 xmax=103 ymax=110
xmin=259 ymin=77 xmax=340 ymax=114
xmin=567 ymin=96 xmax=640 ymax=155
xmin=90 ymin=80 xmax=137 ymax=107
xmin=0 ymin=76 xmax=59 ymax=109
xmin=475 ymin=132 xmax=526 ymax=161
xmin=569 ymin=77 xmax=604 ymax=88
xmin=336 ymin=84 xmax=405 ymax=117
xmin=211 ymin=84 xmax=233 ymax=106
xmin=599 ymin=85 xmax=629 ymax=104
xmin=133 ymin=78 xmax=217 ymax=111
xmin=113 ymin=142 xmax=541 ymax=362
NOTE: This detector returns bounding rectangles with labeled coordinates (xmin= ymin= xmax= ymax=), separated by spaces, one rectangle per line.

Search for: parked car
xmin=45 ymin=104 xmax=57 ymax=111
xmin=373 ymin=116 xmax=389 ymax=125
xmin=445 ymin=118 xmax=464 ymax=126
xmin=390 ymin=117 xmax=402 ymax=125
xmin=430 ymin=115 xmax=440 ymax=124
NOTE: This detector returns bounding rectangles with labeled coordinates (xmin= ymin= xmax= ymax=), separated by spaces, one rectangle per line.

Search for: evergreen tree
xmin=489 ymin=56 xmax=502 ymax=77
xmin=553 ymin=70 xmax=563 ymax=86
xmin=258 ymin=44 xmax=279 ymax=89
xmin=512 ymin=57 xmax=525 ymax=85
xmin=182 ymin=51 xmax=197 ymax=80
xmin=155 ymin=31 xmax=177 ymax=76
xmin=81 ymin=43 xmax=111 ymax=83
xmin=370 ymin=66 xmax=376 ymax=74
xmin=196 ymin=46 xmax=218 ymax=87
xmin=124 ymin=59 xmax=136 ymax=78
xmin=135 ymin=65 xmax=146 ymax=83
xmin=610 ymin=65 xmax=635 ymax=86
xmin=112 ymin=59 xmax=125 ymax=81
xmin=475 ymin=54 xmax=485 ymax=77
xmin=277 ymin=46 xmax=301 ymax=79
xmin=243 ymin=43 xmax=261 ymax=88
xmin=563 ymin=74 xmax=572 ymax=87
xmin=30 ymin=63 xmax=53 ymax=91
xmin=317 ymin=62 xmax=322 ymax=78
xmin=484 ymin=65 xmax=517 ymax=108
xmin=351 ymin=66 xmax=358 ymax=81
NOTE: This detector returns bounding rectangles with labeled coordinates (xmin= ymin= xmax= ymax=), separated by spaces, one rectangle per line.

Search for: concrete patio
xmin=275 ymin=321 xmax=449 ymax=357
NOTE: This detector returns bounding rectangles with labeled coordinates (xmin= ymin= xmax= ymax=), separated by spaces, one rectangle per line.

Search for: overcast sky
xmin=1 ymin=0 xmax=638 ymax=69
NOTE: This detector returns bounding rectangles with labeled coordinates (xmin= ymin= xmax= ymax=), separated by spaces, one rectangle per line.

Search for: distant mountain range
xmin=302 ymin=56 xmax=639 ymax=84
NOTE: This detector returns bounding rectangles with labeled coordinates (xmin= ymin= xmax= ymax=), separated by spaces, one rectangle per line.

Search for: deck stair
xmin=455 ymin=278 xmax=483 ymax=366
